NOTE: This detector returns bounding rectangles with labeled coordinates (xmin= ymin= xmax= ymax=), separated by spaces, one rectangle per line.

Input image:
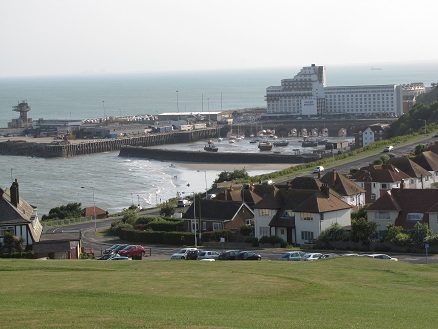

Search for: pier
xmin=0 ymin=129 xmax=218 ymax=158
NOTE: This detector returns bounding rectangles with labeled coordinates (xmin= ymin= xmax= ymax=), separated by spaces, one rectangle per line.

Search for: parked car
xmin=97 ymin=254 xmax=117 ymax=260
xmin=367 ymin=254 xmax=398 ymax=261
xmin=434 ymin=132 xmax=438 ymax=137
xmin=103 ymin=244 xmax=122 ymax=255
xmin=118 ymin=245 xmax=147 ymax=257
xmin=303 ymin=253 xmax=326 ymax=261
xmin=312 ymin=166 xmax=324 ymax=173
xmin=383 ymin=145 xmax=394 ymax=152
xmin=171 ymin=248 xmax=198 ymax=260
xmin=104 ymin=244 xmax=128 ymax=255
xmin=218 ymin=250 xmax=241 ymax=260
xmin=197 ymin=250 xmax=220 ymax=260
xmin=109 ymin=255 xmax=132 ymax=261
xmin=184 ymin=249 xmax=200 ymax=260
xmin=177 ymin=199 xmax=191 ymax=207
xmin=279 ymin=251 xmax=306 ymax=261
xmin=236 ymin=251 xmax=261 ymax=261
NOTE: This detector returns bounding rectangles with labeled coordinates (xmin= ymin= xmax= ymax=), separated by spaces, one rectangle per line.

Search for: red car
xmin=118 ymin=245 xmax=146 ymax=257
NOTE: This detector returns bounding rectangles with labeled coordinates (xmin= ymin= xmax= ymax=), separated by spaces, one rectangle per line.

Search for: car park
xmin=171 ymin=248 xmax=198 ymax=260
xmin=303 ymin=253 xmax=326 ymax=261
xmin=218 ymin=250 xmax=241 ymax=260
xmin=383 ymin=145 xmax=394 ymax=152
xmin=366 ymin=254 xmax=398 ymax=261
xmin=279 ymin=251 xmax=306 ymax=261
xmin=118 ymin=245 xmax=147 ymax=257
xmin=236 ymin=251 xmax=261 ymax=260
xmin=197 ymin=250 xmax=220 ymax=260
xmin=312 ymin=166 xmax=324 ymax=173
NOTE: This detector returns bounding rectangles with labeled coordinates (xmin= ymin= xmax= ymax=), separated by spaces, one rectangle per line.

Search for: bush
xmin=318 ymin=223 xmax=347 ymax=242
xmin=259 ymin=235 xmax=285 ymax=247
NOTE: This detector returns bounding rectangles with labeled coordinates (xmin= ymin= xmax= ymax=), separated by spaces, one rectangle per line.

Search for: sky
xmin=1 ymin=0 xmax=437 ymax=77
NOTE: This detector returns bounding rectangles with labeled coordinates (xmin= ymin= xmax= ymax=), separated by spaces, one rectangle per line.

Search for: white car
xmin=197 ymin=250 xmax=220 ymax=260
xmin=177 ymin=199 xmax=191 ymax=207
xmin=312 ymin=166 xmax=324 ymax=174
xmin=303 ymin=253 xmax=326 ymax=261
xmin=383 ymin=145 xmax=394 ymax=152
xmin=170 ymin=248 xmax=198 ymax=260
xmin=366 ymin=254 xmax=398 ymax=261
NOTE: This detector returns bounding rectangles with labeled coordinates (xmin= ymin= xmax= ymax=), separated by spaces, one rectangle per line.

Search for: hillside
xmin=417 ymin=85 xmax=438 ymax=105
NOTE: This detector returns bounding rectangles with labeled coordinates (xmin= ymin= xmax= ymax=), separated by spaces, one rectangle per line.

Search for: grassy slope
xmin=1 ymin=258 xmax=438 ymax=329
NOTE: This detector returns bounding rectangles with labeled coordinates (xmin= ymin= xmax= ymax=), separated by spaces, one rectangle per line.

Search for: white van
xmin=177 ymin=199 xmax=191 ymax=207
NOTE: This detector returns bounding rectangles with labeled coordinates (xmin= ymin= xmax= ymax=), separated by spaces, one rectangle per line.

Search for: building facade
xmin=266 ymin=64 xmax=403 ymax=117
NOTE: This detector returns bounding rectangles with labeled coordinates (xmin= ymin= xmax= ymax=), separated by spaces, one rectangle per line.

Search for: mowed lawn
xmin=1 ymin=257 xmax=437 ymax=329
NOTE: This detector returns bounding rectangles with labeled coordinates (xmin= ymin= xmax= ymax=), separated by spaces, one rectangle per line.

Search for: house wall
xmin=254 ymin=208 xmax=275 ymax=239
xmin=342 ymin=193 xmax=365 ymax=209
xmin=295 ymin=209 xmax=351 ymax=245
xmin=367 ymin=210 xmax=398 ymax=232
xmin=274 ymin=227 xmax=288 ymax=242
xmin=428 ymin=212 xmax=438 ymax=233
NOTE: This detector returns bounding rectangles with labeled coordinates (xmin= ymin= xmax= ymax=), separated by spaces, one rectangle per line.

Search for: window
xmin=381 ymin=183 xmax=388 ymax=189
xmin=260 ymin=209 xmax=270 ymax=216
xmin=213 ymin=223 xmax=222 ymax=231
xmin=0 ymin=226 xmax=14 ymax=237
xmin=301 ymin=212 xmax=313 ymax=221
xmin=301 ymin=231 xmax=314 ymax=241
xmin=376 ymin=211 xmax=390 ymax=220
xmin=259 ymin=227 xmax=269 ymax=237
xmin=407 ymin=213 xmax=423 ymax=221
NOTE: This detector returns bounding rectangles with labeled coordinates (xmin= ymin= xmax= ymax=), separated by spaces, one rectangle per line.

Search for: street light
xmin=418 ymin=119 xmax=427 ymax=136
xmin=81 ymin=186 xmax=96 ymax=235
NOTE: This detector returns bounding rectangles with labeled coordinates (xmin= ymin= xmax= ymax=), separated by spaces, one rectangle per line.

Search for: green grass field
xmin=1 ymin=257 xmax=438 ymax=328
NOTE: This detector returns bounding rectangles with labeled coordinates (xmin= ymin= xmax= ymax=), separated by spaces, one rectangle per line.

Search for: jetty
xmin=0 ymin=129 xmax=217 ymax=158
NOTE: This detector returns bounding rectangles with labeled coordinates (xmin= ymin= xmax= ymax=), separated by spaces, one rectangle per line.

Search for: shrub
xmin=318 ymin=223 xmax=348 ymax=242
xmin=259 ymin=235 xmax=284 ymax=247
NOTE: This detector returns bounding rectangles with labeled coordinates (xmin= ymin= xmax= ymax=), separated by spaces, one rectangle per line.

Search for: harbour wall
xmin=0 ymin=129 xmax=218 ymax=158
xmin=119 ymin=146 xmax=320 ymax=164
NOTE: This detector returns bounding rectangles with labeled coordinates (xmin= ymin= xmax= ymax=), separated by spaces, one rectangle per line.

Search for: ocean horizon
xmin=1 ymin=61 xmax=438 ymax=128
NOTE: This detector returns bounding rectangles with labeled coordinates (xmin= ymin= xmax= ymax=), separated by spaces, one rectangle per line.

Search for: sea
xmin=1 ymin=61 xmax=438 ymax=216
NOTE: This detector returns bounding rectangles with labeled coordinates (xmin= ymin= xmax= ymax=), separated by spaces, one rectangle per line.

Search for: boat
xmin=258 ymin=141 xmax=273 ymax=151
xmin=204 ymin=140 xmax=219 ymax=152
xmin=317 ymin=137 xmax=328 ymax=145
xmin=273 ymin=140 xmax=289 ymax=147
xmin=217 ymin=137 xmax=223 ymax=142
xmin=302 ymin=138 xmax=318 ymax=147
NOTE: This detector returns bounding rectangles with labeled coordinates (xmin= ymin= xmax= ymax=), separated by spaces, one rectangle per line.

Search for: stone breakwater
xmin=0 ymin=129 xmax=217 ymax=158
xmin=119 ymin=146 xmax=320 ymax=164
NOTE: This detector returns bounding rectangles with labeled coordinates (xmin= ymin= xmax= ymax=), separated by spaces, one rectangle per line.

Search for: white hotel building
xmin=266 ymin=64 xmax=403 ymax=117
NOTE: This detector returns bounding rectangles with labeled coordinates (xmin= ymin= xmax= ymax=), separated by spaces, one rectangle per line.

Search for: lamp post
xmin=181 ymin=190 xmax=197 ymax=248
xmin=81 ymin=186 xmax=96 ymax=235
xmin=419 ymin=119 xmax=426 ymax=136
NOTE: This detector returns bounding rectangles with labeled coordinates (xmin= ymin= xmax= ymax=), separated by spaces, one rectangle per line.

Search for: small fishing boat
xmin=273 ymin=140 xmax=289 ymax=147
xmin=204 ymin=140 xmax=219 ymax=152
xmin=258 ymin=141 xmax=273 ymax=151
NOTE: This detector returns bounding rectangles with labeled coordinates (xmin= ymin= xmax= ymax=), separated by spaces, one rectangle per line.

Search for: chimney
xmin=400 ymin=179 xmax=404 ymax=190
xmin=332 ymin=168 xmax=337 ymax=184
xmin=320 ymin=183 xmax=330 ymax=198
xmin=10 ymin=179 xmax=20 ymax=207
xmin=318 ymin=170 xmax=321 ymax=179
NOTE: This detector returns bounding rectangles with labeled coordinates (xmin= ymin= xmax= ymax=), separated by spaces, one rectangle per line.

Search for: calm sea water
xmin=1 ymin=62 xmax=437 ymax=216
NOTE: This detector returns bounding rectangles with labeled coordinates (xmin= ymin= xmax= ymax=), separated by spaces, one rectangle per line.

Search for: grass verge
xmin=1 ymin=258 xmax=438 ymax=328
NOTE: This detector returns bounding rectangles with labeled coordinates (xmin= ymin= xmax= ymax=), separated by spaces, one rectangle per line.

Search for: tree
xmin=409 ymin=222 xmax=432 ymax=248
xmin=121 ymin=209 xmax=137 ymax=225
xmin=41 ymin=202 xmax=83 ymax=220
xmin=160 ymin=202 xmax=175 ymax=218
xmin=350 ymin=217 xmax=377 ymax=245
xmin=3 ymin=233 xmax=24 ymax=257
xmin=214 ymin=169 xmax=249 ymax=183
xmin=318 ymin=223 xmax=347 ymax=242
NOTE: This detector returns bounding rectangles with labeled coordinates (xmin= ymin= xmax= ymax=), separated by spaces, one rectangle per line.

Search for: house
xmin=354 ymin=124 xmax=391 ymax=148
xmin=182 ymin=199 xmax=254 ymax=233
xmin=33 ymin=231 xmax=82 ymax=259
xmin=386 ymin=156 xmax=432 ymax=188
xmin=254 ymin=184 xmax=351 ymax=245
xmin=351 ymin=164 xmax=411 ymax=204
xmin=412 ymin=151 xmax=438 ymax=183
xmin=277 ymin=169 xmax=365 ymax=209
xmin=83 ymin=206 xmax=108 ymax=219
xmin=366 ymin=187 xmax=438 ymax=236
xmin=0 ymin=179 xmax=43 ymax=249
xmin=213 ymin=184 xmax=264 ymax=209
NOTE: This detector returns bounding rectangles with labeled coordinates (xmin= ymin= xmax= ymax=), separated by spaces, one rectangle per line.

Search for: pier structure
xmin=0 ymin=128 xmax=218 ymax=158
